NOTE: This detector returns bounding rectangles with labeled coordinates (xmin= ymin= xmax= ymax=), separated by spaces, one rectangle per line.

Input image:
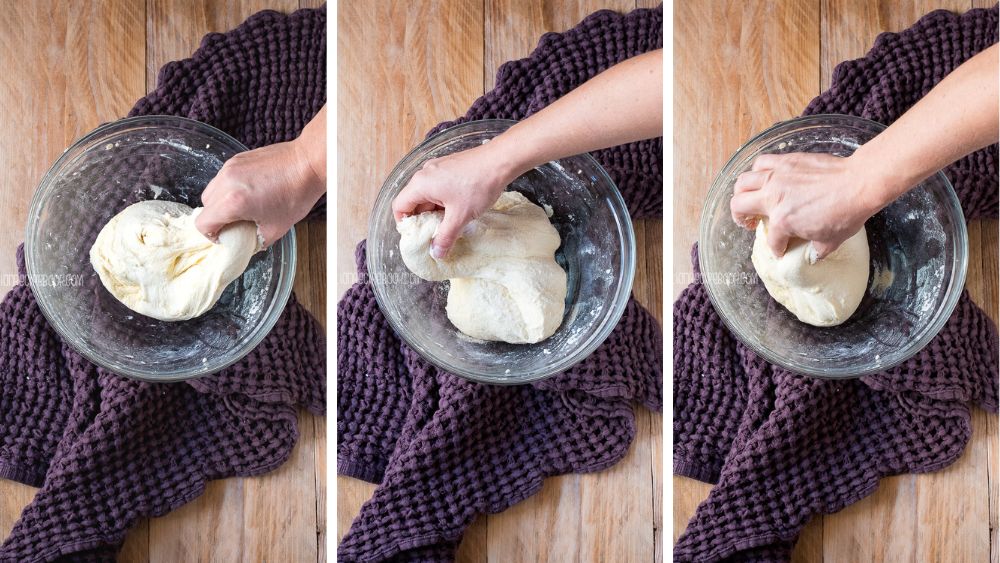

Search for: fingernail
xmin=807 ymin=244 xmax=820 ymax=264
xmin=430 ymin=243 xmax=446 ymax=260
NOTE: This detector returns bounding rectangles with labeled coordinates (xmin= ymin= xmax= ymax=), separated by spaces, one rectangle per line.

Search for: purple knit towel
xmin=674 ymin=7 xmax=999 ymax=562
xmin=0 ymin=8 xmax=325 ymax=562
xmin=337 ymin=7 xmax=662 ymax=562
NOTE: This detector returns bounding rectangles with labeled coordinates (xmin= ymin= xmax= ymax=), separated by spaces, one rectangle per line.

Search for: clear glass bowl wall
xmin=699 ymin=114 xmax=967 ymax=378
xmin=367 ymin=119 xmax=636 ymax=384
xmin=25 ymin=116 xmax=296 ymax=381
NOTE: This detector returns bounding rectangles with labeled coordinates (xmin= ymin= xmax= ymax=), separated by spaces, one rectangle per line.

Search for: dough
xmin=90 ymin=200 xmax=258 ymax=321
xmin=397 ymin=191 xmax=567 ymax=344
xmin=751 ymin=220 xmax=869 ymax=327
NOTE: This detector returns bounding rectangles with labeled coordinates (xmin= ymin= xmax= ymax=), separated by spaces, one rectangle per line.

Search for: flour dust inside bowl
xmin=699 ymin=114 xmax=967 ymax=378
xmin=368 ymin=119 xmax=636 ymax=384
xmin=25 ymin=116 xmax=296 ymax=381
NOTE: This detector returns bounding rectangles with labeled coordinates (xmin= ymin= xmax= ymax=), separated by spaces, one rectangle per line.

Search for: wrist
xmin=291 ymin=138 xmax=327 ymax=201
xmin=478 ymin=133 xmax=531 ymax=194
xmin=846 ymin=145 xmax=911 ymax=216
xmin=487 ymin=122 xmax=544 ymax=180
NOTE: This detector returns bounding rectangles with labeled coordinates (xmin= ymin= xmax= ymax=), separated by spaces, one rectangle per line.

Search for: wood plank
xmin=146 ymin=0 xmax=300 ymax=92
xmin=672 ymin=0 xmax=819 ymax=298
xmin=0 ymin=0 xmax=146 ymax=556
xmin=336 ymin=0 xmax=484 ymax=298
xmin=482 ymin=2 xmax=660 ymax=561
xmin=650 ymin=402 xmax=664 ymax=563
xmin=980 ymin=218 xmax=999 ymax=563
xmin=821 ymin=0 xmax=974 ymax=90
xmin=144 ymin=2 xmax=322 ymax=562
xmin=242 ymin=409 xmax=319 ymax=563
xmin=339 ymin=2 xmax=661 ymax=561
xmin=635 ymin=3 xmax=663 ymax=560
xmin=819 ymin=3 xmax=995 ymax=561
xmin=483 ymin=0 xmax=635 ymax=91
xmin=335 ymin=478 xmax=376 ymax=548
xmin=971 ymin=0 xmax=998 ymax=553
xmin=637 ymin=220 xmax=664 ymax=563
xmin=672 ymin=1 xmax=821 ymax=560
xmin=335 ymin=0 xmax=485 ymax=559
xmin=314 ymin=410 xmax=328 ymax=563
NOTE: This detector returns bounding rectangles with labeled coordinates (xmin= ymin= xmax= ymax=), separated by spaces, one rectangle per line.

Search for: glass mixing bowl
xmin=368 ymin=119 xmax=636 ymax=384
xmin=699 ymin=114 xmax=967 ymax=378
xmin=25 ymin=116 xmax=296 ymax=381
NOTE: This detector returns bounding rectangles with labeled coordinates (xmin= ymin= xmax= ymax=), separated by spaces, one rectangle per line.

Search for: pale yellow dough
xmin=90 ymin=200 xmax=258 ymax=321
xmin=397 ymin=191 xmax=567 ymax=344
xmin=751 ymin=220 xmax=869 ymax=327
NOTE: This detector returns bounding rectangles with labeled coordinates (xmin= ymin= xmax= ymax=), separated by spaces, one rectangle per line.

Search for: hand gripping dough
xmin=751 ymin=220 xmax=869 ymax=327
xmin=397 ymin=191 xmax=567 ymax=344
xmin=90 ymin=200 xmax=258 ymax=321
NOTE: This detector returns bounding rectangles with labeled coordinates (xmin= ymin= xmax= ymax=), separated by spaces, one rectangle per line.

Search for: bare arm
xmin=731 ymin=44 xmax=999 ymax=258
xmin=196 ymin=105 xmax=327 ymax=246
xmin=393 ymin=49 xmax=663 ymax=259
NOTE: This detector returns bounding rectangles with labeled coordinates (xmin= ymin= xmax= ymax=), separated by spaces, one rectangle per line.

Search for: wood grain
xmin=0 ymin=2 xmax=326 ymax=561
xmin=674 ymin=1 xmax=998 ymax=561
xmin=672 ymin=2 xmax=821 ymax=560
xmin=337 ymin=1 xmax=663 ymax=561
xmin=0 ymin=0 xmax=146 ymax=551
xmin=336 ymin=0 xmax=484 ymax=297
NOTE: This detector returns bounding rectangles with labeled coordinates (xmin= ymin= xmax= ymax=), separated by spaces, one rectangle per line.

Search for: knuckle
xmin=223 ymin=188 xmax=250 ymax=209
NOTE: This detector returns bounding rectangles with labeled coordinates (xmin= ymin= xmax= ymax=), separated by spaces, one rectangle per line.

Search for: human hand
xmin=196 ymin=105 xmax=326 ymax=247
xmin=730 ymin=153 xmax=882 ymax=259
xmin=392 ymin=142 xmax=517 ymax=259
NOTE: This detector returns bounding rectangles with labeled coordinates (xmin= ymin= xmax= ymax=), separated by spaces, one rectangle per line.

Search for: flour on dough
xmin=751 ymin=220 xmax=869 ymax=327
xmin=397 ymin=191 xmax=567 ymax=344
xmin=90 ymin=200 xmax=258 ymax=321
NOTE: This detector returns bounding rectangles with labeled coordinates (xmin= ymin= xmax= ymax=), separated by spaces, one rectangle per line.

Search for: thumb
xmin=811 ymin=240 xmax=839 ymax=261
xmin=195 ymin=205 xmax=245 ymax=242
xmin=430 ymin=209 xmax=468 ymax=260
xmin=767 ymin=224 xmax=791 ymax=258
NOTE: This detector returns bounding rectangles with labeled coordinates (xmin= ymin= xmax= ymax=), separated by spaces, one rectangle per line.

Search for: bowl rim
xmin=698 ymin=113 xmax=969 ymax=379
xmin=367 ymin=118 xmax=637 ymax=385
xmin=24 ymin=114 xmax=297 ymax=382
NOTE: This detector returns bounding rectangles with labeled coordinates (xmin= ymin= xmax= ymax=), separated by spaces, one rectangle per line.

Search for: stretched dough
xmin=751 ymin=220 xmax=869 ymax=327
xmin=90 ymin=200 xmax=258 ymax=321
xmin=397 ymin=191 xmax=567 ymax=344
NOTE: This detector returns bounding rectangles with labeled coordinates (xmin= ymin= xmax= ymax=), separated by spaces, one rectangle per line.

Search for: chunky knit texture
xmin=337 ymin=8 xmax=662 ymax=562
xmin=0 ymin=8 xmax=325 ymax=562
xmin=674 ymin=7 xmax=999 ymax=562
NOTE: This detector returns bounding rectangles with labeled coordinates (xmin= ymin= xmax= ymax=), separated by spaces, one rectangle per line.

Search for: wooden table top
xmin=336 ymin=1 xmax=662 ymax=561
xmin=672 ymin=1 xmax=998 ymax=561
xmin=0 ymin=2 xmax=327 ymax=561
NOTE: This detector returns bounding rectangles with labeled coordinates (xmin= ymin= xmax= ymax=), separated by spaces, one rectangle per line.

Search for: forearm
xmin=488 ymin=49 xmax=663 ymax=178
xmin=850 ymin=44 xmax=998 ymax=213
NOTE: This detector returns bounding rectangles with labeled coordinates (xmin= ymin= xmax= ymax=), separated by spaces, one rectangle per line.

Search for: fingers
xmin=200 ymin=178 xmax=223 ymax=206
xmin=811 ymin=240 xmax=839 ymax=261
xmin=751 ymin=153 xmax=783 ymax=171
xmin=414 ymin=202 xmax=437 ymax=215
xmin=733 ymin=170 xmax=769 ymax=193
xmin=430 ymin=209 xmax=469 ymax=259
xmin=392 ymin=188 xmax=421 ymax=221
xmin=766 ymin=222 xmax=791 ymax=257
xmin=393 ymin=182 xmax=441 ymax=221
xmin=257 ymin=224 xmax=287 ymax=250
xmin=730 ymin=188 xmax=768 ymax=229
xmin=195 ymin=204 xmax=245 ymax=242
